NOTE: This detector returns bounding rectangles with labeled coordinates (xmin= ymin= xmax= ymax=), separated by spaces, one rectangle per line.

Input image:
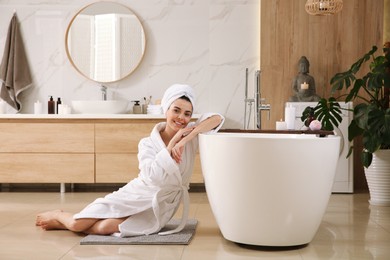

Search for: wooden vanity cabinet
xmin=95 ymin=122 xmax=156 ymax=183
xmin=95 ymin=122 xmax=204 ymax=183
xmin=0 ymin=119 xmax=204 ymax=185
xmin=0 ymin=123 xmax=95 ymax=183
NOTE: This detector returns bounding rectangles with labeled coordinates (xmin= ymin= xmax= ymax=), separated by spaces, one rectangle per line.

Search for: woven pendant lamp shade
xmin=305 ymin=0 xmax=343 ymax=16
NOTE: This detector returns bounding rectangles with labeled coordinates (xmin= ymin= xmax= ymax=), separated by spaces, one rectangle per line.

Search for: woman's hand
xmin=171 ymin=127 xmax=194 ymax=145
xmin=169 ymin=127 xmax=195 ymax=163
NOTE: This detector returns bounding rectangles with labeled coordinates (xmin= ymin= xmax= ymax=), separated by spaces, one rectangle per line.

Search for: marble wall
xmin=0 ymin=0 xmax=260 ymax=129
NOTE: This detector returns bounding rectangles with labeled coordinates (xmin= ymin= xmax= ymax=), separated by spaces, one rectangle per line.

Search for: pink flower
xmin=309 ymin=120 xmax=322 ymax=131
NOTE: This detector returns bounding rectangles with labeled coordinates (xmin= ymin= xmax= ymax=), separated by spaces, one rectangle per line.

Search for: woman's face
xmin=165 ymin=98 xmax=193 ymax=132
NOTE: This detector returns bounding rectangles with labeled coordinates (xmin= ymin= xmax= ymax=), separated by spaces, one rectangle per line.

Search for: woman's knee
xmin=68 ymin=219 xmax=97 ymax=233
xmin=90 ymin=218 xmax=124 ymax=235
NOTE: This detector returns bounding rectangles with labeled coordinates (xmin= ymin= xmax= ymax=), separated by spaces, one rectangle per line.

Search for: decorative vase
xmin=364 ymin=149 xmax=390 ymax=206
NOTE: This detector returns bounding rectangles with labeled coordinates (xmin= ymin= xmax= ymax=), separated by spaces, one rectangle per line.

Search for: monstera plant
xmin=302 ymin=44 xmax=390 ymax=168
xmin=302 ymin=44 xmax=390 ymax=206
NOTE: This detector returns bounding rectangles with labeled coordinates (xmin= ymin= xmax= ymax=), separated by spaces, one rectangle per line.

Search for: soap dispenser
xmin=132 ymin=100 xmax=142 ymax=114
xmin=56 ymin=97 xmax=62 ymax=114
xmin=48 ymin=96 xmax=55 ymax=114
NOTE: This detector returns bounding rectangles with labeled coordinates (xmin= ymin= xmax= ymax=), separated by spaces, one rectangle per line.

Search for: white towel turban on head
xmin=161 ymin=84 xmax=195 ymax=114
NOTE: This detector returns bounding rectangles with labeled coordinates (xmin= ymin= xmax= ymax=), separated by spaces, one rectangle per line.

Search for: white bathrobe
xmin=74 ymin=113 xmax=224 ymax=237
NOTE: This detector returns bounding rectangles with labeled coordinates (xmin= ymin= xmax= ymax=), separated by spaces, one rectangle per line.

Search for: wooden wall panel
xmin=260 ymin=0 xmax=384 ymax=191
xmin=385 ymin=0 xmax=390 ymax=42
xmin=261 ymin=0 xmax=383 ymax=129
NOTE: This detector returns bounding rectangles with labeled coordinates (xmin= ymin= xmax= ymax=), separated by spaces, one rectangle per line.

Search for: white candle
xmin=34 ymin=101 xmax=42 ymax=114
xmin=285 ymin=105 xmax=296 ymax=130
xmin=301 ymin=82 xmax=309 ymax=90
xmin=276 ymin=121 xmax=287 ymax=130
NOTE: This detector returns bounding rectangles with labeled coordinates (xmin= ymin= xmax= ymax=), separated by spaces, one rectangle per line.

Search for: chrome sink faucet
xmin=101 ymin=85 xmax=107 ymax=101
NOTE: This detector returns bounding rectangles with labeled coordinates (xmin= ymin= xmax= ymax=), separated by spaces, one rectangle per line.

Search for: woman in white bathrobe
xmin=36 ymin=84 xmax=224 ymax=237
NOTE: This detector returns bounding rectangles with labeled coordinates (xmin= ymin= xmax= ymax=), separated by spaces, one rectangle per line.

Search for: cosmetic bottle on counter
xmin=132 ymin=100 xmax=142 ymax=114
xmin=56 ymin=97 xmax=62 ymax=114
xmin=48 ymin=96 xmax=55 ymax=114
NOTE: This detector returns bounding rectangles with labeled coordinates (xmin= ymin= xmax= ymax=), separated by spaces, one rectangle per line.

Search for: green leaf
xmin=330 ymin=46 xmax=379 ymax=94
xmin=361 ymin=150 xmax=373 ymax=168
xmin=331 ymin=73 xmax=355 ymax=93
xmin=367 ymin=72 xmax=384 ymax=91
xmin=353 ymin=103 xmax=369 ymax=130
xmin=312 ymin=98 xmax=343 ymax=131
xmin=346 ymin=79 xmax=364 ymax=102
xmin=301 ymin=106 xmax=314 ymax=122
xmin=348 ymin=119 xmax=364 ymax=142
xmin=350 ymin=46 xmax=377 ymax=73
xmin=366 ymin=107 xmax=385 ymax=132
xmin=329 ymin=109 xmax=343 ymax=123
xmin=362 ymin=131 xmax=381 ymax=153
xmin=346 ymin=146 xmax=354 ymax=158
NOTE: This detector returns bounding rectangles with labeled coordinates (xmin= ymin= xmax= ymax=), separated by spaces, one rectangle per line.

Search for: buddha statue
xmin=289 ymin=56 xmax=320 ymax=102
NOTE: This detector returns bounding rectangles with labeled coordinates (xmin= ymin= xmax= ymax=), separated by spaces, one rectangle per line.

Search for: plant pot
xmin=364 ymin=149 xmax=390 ymax=206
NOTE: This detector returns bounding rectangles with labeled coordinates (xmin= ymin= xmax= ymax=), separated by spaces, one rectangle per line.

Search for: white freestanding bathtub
xmin=199 ymin=131 xmax=340 ymax=247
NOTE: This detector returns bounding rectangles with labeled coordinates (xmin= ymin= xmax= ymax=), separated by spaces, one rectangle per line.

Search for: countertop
xmin=0 ymin=114 xmax=201 ymax=119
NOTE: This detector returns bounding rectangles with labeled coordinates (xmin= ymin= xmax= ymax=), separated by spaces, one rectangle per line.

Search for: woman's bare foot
xmin=36 ymin=210 xmax=66 ymax=230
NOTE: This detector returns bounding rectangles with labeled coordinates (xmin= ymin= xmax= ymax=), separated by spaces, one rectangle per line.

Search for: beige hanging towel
xmin=0 ymin=13 xmax=33 ymax=112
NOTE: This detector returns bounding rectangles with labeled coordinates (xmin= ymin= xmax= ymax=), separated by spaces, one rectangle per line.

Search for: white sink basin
xmin=71 ymin=100 xmax=129 ymax=114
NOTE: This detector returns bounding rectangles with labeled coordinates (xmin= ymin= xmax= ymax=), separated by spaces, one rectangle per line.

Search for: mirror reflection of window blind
xmin=69 ymin=15 xmax=94 ymax=79
xmin=119 ymin=15 xmax=144 ymax=75
xmin=94 ymin=14 xmax=116 ymax=82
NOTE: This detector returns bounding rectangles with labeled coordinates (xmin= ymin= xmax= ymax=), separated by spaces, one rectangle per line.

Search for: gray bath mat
xmin=80 ymin=219 xmax=198 ymax=245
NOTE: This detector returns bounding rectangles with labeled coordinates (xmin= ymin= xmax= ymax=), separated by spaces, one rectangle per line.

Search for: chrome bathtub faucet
xmin=244 ymin=69 xmax=271 ymax=129
xmin=255 ymin=70 xmax=271 ymax=129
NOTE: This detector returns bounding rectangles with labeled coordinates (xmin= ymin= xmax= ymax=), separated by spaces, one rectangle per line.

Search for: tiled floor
xmin=0 ymin=190 xmax=389 ymax=259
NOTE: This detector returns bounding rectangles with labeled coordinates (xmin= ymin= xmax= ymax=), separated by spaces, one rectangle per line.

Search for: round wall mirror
xmin=65 ymin=1 xmax=146 ymax=83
